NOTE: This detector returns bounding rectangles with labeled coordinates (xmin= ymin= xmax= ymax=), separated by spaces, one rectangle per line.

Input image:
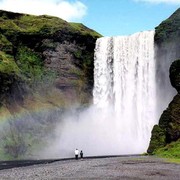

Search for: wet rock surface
xmin=0 ymin=156 xmax=179 ymax=180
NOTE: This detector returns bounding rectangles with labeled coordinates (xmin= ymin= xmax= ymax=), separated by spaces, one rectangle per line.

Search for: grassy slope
xmin=0 ymin=11 xmax=101 ymax=37
xmin=155 ymin=140 xmax=180 ymax=163
xmin=0 ymin=10 xmax=101 ymax=105
xmin=70 ymin=22 xmax=102 ymax=38
xmin=0 ymin=10 xmax=101 ymax=77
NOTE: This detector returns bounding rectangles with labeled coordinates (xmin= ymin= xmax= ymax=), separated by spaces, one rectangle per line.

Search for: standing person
xmin=75 ymin=149 xmax=79 ymax=160
xmin=80 ymin=150 xmax=83 ymax=159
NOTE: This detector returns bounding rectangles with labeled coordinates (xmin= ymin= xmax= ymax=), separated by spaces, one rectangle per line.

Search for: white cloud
xmin=134 ymin=0 xmax=180 ymax=4
xmin=0 ymin=0 xmax=87 ymax=21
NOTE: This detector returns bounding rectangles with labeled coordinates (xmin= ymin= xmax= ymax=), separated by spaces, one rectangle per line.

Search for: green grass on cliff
xmin=155 ymin=8 xmax=180 ymax=43
xmin=154 ymin=140 xmax=180 ymax=161
xmin=0 ymin=52 xmax=19 ymax=74
xmin=0 ymin=10 xmax=102 ymax=38
xmin=16 ymin=15 xmax=68 ymax=36
xmin=0 ymin=10 xmax=100 ymax=106
xmin=15 ymin=46 xmax=47 ymax=88
xmin=70 ymin=23 xmax=102 ymax=38
xmin=0 ymin=10 xmax=101 ymax=77
xmin=0 ymin=33 xmax=13 ymax=53
xmin=0 ymin=12 xmax=69 ymax=36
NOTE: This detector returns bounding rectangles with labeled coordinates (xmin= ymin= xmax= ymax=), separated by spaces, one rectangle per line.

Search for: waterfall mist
xmin=38 ymin=106 xmax=128 ymax=158
xmin=4 ymin=30 xmax=178 ymax=159
xmin=39 ymin=31 xmax=158 ymax=158
xmin=156 ymin=41 xmax=179 ymax=117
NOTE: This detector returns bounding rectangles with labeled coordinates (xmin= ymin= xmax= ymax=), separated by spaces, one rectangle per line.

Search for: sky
xmin=0 ymin=0 xmax=179 ymax=36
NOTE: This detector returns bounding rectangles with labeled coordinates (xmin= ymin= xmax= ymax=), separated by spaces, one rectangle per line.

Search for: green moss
xmin=0 ymin=14 xmax=67 ymax=37
xmin=155 ymin=139 xmax=180 ymax=159
xmin=70 ymin=23 xmax=102 ymax=38
xmin=155 ymin=8 xmax=180 ymax=44
xmin=16 ymin=15 xmax=67 ymax=35
xmin=0 ymin=9 xmax=99 ymax=107
xmin=0 ymin=33 xmax=13 ymax=53
xmin=148 ymin=60 xmax=180 ymax=155
xmin=0 ymin=18 xmax=22 ymax=32
xmin=16 ymin=46 xmax=43 ymax=83
xmin=0 ymin=52 xmax=19 ymax=74
xmin=0 ymin=10 xmax=102 ymax=39
xmin=148 ymin=125 xmax=166 ymax=154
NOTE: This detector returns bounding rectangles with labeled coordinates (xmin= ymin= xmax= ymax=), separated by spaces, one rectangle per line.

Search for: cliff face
xmin=155 ymin=8 xmax=180 ymax=115
xmin=148 ymin=60 xmax=180 ymax=154
xmin=148 ymin=9 xmax=180 ymax=156
xmin=0 ymin=10 xmax=101 ymax=109
xmin=170 ymin=60 xmax=180 ymax=94
xmin=0 ymin=10 xmax=102 ymax=159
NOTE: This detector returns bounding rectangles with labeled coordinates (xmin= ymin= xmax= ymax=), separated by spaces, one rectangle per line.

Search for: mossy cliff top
xmin=0 ymin=10 xmax=101 ymax=40
xmin=0 ymin=10 xmax=102 ymax=107
xmin=0 ymin=10 xmax=102 ymax=159
xmin=155 ymin=8 xmax=180 ymax=44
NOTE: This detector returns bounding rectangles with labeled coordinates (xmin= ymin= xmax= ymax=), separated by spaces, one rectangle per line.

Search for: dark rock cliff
xmin=148 ymin=60 xmax=180 ymax=153
xmin=0 ymin=10 xmax=101 ymax=109
xmin=155 ymin=8 xmax=180 ymax=116
xmin=148 ymin=8 xmax=180 ymax=154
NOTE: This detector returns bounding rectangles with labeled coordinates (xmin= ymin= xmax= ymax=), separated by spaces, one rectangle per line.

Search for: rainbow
xmin=0 ymin=97 xmax=64 ymax=126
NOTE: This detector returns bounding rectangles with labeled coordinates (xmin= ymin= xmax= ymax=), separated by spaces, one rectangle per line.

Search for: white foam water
xmin=39 ymin=31 xmax=160 ymax=158
xmin=93 ymin=31 xmax=157 ymax=153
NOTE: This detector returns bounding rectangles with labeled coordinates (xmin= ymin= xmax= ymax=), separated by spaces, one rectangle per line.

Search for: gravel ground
xmin=0 ymin=156 xmax=179 ymax=180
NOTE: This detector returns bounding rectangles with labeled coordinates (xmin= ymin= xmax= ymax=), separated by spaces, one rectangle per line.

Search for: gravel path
xmin=0 ymin=156 xmax=179 ymax=179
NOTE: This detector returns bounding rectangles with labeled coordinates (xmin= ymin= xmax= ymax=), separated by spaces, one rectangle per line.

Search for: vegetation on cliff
xmin=155 ymin=139 xmax=180 ymax=159
xmin=170 ymin=60 xmax=180 ymax=94
xmin=0 ymin=10 xmax=101 ymax=107
xmin=155 ymin=8 xmax=180 ymax=44
xmin=0 ymin=10 xmax=101 ymax=159
xmin=148 ymin=60 xmax=180 ymax=160
xmin=148 ymin=8 xmax=180 ymax=161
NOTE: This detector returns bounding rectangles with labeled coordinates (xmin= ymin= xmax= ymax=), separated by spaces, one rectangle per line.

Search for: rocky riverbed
xmin=0 ymin=156 xmax=179 ymax=179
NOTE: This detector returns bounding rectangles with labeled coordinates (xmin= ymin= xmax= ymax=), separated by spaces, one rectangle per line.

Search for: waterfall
xmin=36 ymin=31 xmax=178 ymax=158
xmin=93 ymin=31 xmax=157 ymax=153
xmin=38 ymin=31 xmax=168 ymax=158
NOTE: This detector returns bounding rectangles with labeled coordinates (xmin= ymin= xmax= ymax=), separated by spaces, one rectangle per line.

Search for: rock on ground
xmin=0 ymin=156 xmax=179 ymax=180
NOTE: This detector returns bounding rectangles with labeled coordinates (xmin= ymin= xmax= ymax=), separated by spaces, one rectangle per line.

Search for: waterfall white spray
xmin=39 ymin=31 xmax=158 ymax=158
xmin=93 ymin=31 xmax=157 ymax=153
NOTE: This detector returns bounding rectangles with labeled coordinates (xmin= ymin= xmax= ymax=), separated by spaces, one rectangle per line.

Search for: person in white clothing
xmin=75 ymin=149 xmax=79 ymax=160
